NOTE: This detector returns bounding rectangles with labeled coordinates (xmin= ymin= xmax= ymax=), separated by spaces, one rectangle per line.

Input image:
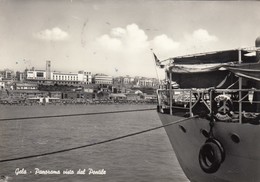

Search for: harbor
xmin=0 ymin=104 xmax=188 ymax=182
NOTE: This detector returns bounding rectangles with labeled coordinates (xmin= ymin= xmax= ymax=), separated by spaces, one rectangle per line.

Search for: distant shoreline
xmin=0 ymin=99 xmax=157 ymax=106
xmin=0 ymin=102 xmax=157 ymax=106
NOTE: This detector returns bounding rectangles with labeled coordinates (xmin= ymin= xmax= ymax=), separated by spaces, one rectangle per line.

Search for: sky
xmin=0 ymin=0 xmax=260 ymax=78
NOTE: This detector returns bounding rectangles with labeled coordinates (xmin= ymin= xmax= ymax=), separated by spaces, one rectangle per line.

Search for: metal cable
xmin=0 ymin=115 xmax=198 ymax=163
xmin=0 ymin=108 xmax=155 ymax=122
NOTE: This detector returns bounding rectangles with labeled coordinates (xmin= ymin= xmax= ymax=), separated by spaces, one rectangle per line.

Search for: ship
xmin=155 ymin=37 xmax=260 ymax=182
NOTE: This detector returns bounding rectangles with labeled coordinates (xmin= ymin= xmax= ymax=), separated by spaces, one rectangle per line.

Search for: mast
xmin=238 ymin=49 xmax=242 ymax=124
xmin=169 ymin=69 xmax=173 ymax=115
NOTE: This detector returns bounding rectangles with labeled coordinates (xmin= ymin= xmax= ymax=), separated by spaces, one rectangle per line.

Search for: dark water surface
xmin=0 ymin=104 xmax=189 ymax=182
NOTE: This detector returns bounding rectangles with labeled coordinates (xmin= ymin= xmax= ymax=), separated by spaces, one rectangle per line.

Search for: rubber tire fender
xmin=206 ymin=138 xmax=225 ymax=163
xmin=199 ymin=142 xmax=223 ymax=174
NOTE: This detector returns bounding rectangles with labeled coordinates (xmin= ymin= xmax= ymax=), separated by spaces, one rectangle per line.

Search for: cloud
xmin=150 ymin=29 xmax=218 ymax=57
xmin=96 ymin=34 xmax=122 ymax=50
xmin=96 ymin=23 xmax=149 ymax=52
xmin=173 ymin=29 xmax=219 ymax=54
xmin=151 ymin=34 xmax=180 ymax=54
xmin=34 ymin=27 xmax=69 ymax=41
xmin=94 ymin=24 xmax=152 ymax=76
xmin=96 ymin=26 xmax=218 ymax=56
xmin=111 ymin=27 xmax=126 ymax=37
xmin=96 ymin=24 xmax=182 ymax=55
xmin=94 ymin=25 xmax=219 ymax=77
xmin=184 ymin=29 xmax=218 ymax=44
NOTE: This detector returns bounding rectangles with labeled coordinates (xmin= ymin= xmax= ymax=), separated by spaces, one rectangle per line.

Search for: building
xmin=51 ymin=71 xmax=92 ymax=85
xmin=113 ymin=75 xmax=135 ymax=86
xmin=25 ymin=61 xmax=92 ymax=85
xmin=26 ymin=70 xmax=46 ymax=83
xmin=109 ymin=93 xmax=127 ymax=101
xmin=16 ymin=71 xmax=25 ymax=82
xmin=49 ymin=91 xmax=62 ymax=99
xmin=78 ymin=71 xmax=92 ymax=84
xmin=135 ymin=77 xmax=159 ymax=88
xmin=60 ymin=90 xmax=92 ymax=100
xmin=51 ymin=71 xmax=80 ymax=85
xmin=122 ymin=75 xmax=134 ymax=85
xmin=8 ymin=90 xmax=48 ymax=99
xmin=46 ymin=60 xmax=51 ymax=80
xmin=93 ymin=74 xmax=113 ymax=85
xmin=0 ymin=76 xmax=5 ymax=90
xmin=0 ymin=69 xmax=14 ymax=80
xmin=14 ymin=83 xmax=38 ymax=90
xmin=138 ymin=78 xmax=153 ymax=87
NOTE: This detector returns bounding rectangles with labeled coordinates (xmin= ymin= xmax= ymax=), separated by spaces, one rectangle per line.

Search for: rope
xmin=0 ymin=115 xmax=198 ymax=163
xmin=0 ymin=108 xmax=155 ymax=122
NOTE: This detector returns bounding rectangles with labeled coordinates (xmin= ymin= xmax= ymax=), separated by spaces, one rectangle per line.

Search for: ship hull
xmin=158 ymin=113 xmax=260 ymax=182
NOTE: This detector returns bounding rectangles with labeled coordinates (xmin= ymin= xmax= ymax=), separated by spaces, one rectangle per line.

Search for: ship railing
xmin=157 ymin=88 xmax=260 ymax=123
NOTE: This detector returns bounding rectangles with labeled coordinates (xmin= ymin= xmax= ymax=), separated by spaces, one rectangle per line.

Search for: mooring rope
xmin=0 ymin=108 xmax=155 ymax=122
xmin=0 ymin=115 xmax=198 ymax=163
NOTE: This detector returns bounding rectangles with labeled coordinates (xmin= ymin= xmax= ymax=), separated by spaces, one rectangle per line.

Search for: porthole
xmin=200 ymin=129 xmax=209 ymax=138
xmin=179 ymin=125 xmax=186 ymax=133
xmin=231 ymin=133 xmax=240 ymax=143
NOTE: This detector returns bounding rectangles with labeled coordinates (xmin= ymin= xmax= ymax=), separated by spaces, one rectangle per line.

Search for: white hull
xmin=158 ymin=113 xmax=260 ymax=182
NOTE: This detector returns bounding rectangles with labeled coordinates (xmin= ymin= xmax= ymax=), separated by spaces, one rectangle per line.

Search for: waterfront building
xmin=0 ymin=69 xmax=14 ymax=80
xmin=51 ymin=71 xmax=92 ymax=85
xmin=93 ymin=74 xmax=113 ymax=85
xmin=24 ymin=61 xmax=92 ymax=85
xmin=109 ymin=93 xmax=127 ymax=101
xmin=25 ymin=61 xmax=92 ymax=85
xmin=51 ymin=71 xmax=80 ymax=85
xmin=138 ymin=78 xmax=153 ymax=87
xmin=8 ymin=90 xmax=48 ymax=99
xmin=0 ymin=76 xmax=5 ymax=90
xmin=16 ymin=71 xmax=25 ymax=82
xmin=113 ymin=75 xmax=135 ymax=86
xmin=14 ymin=83 xmax=38 ymax=90
xmin=135 ymin=77 xmax=159 ymax=88
xmin=78 ymin=71 xmax=92 ymax=84
xmin=26 ymin=70 xmax=46 ymax=83
xmin=60 ymin=90 xmax=93 ymax=101
xmin=49 ymin=91 xmax=62 ymax=99
xmin=123 ymin=75 xmax=134 ymax=85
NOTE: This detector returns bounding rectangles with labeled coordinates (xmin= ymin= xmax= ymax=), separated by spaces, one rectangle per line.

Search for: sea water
xmin=0 ymin=104 xmax=189 ymax=182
